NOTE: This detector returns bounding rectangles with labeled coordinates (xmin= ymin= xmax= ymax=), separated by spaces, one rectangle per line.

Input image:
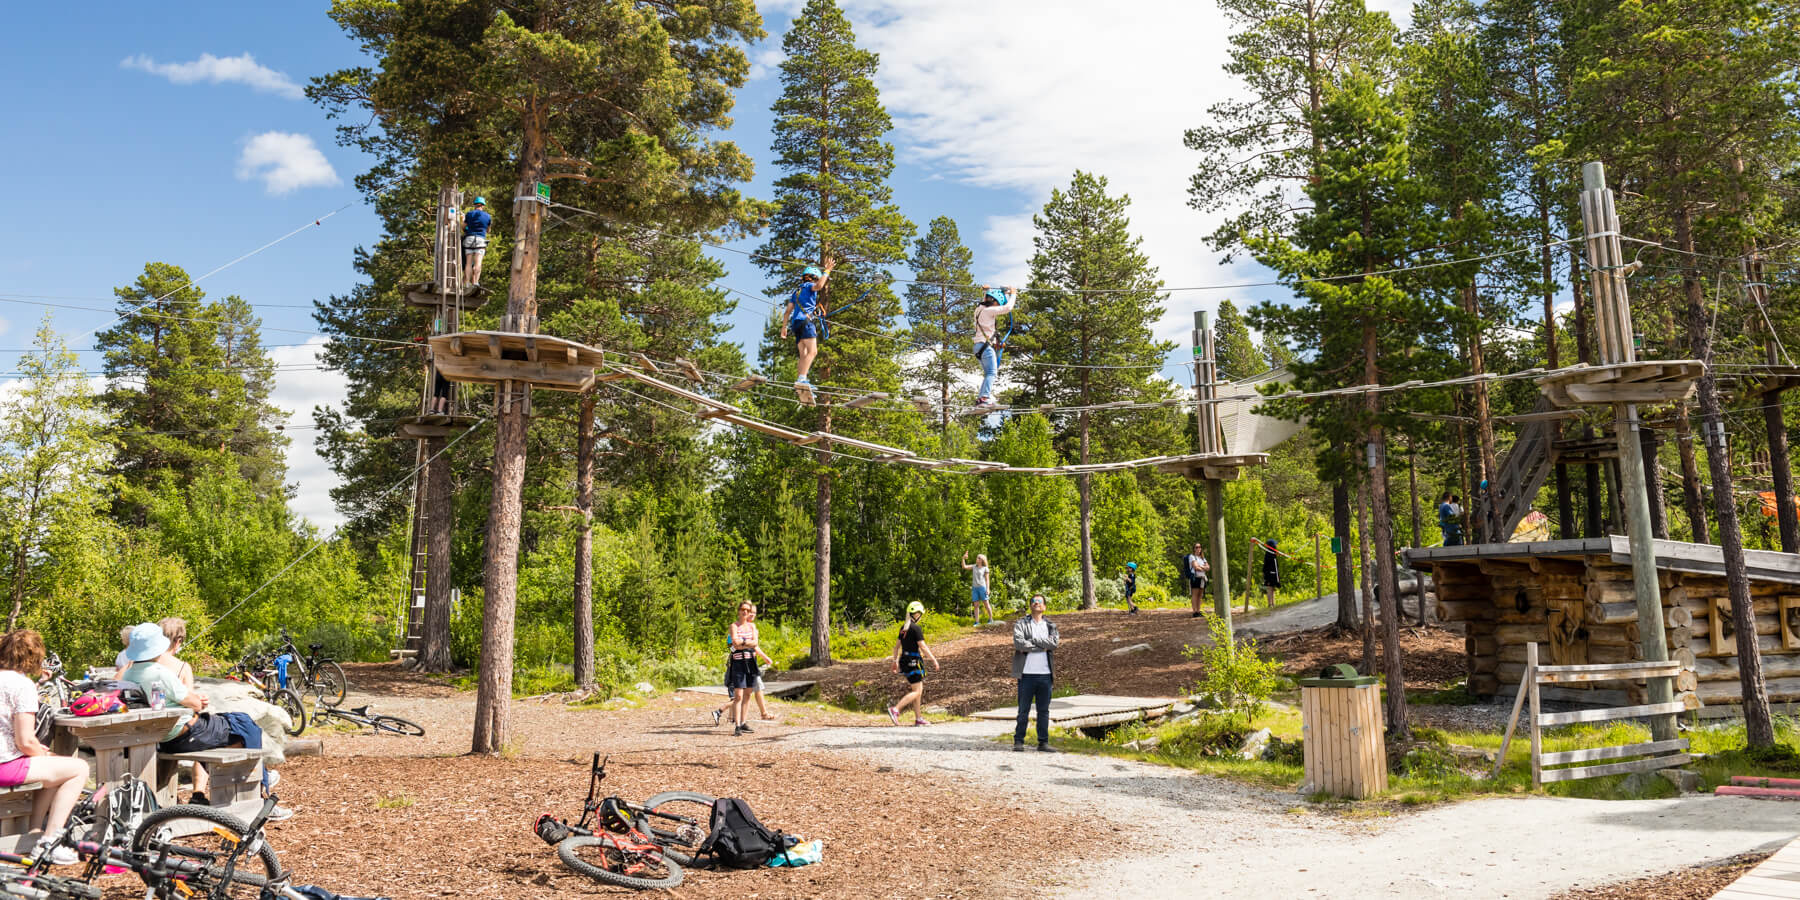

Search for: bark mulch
xmin=1548 ymin=851 xmax=1773 ymax=900
xmin=1262 ymin=624 xmax=1468 ymax=689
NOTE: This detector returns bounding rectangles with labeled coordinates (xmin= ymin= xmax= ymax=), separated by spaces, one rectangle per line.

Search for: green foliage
xmin=982 ymin=415 xmax=1077 ymax=590
xmin=1213 ymin=300 xmax=1265 ymax=381
xmin=1186 ymin=613 xmax=1284 ymax=723
xmin=27 ymin=516 xmax=207 ymax=667
xmin=905 ymin=217 xmax=981 ymax=421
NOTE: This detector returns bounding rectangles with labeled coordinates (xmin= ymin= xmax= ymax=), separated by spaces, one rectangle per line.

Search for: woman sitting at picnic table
xmin=119 ymin=623 xmax=271 ymax=806
xmin=0 ymin=630 xmax=88 ymax=865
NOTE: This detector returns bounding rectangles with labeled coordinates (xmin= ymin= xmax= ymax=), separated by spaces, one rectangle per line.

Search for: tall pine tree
xmin=1213 ymin=299 xmax=1265 ymax=381
xmin=905 ymin=216 xmax=979 ymax=433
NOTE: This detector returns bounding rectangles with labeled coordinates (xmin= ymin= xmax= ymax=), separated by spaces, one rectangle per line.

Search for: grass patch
xmin=375 ymin=793 xmax=414 ymax=809
xmin=1408 ymin=679 xmax=1479 ymax=706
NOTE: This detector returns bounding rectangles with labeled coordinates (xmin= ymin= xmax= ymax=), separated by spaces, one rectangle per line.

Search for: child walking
xmin=726 ymin=602 xmax=770 ymax=736
xmin=887 ymin=602 xmax=941 ymax=726
xmin=962 ymin=551 xmax=995 ymax=625
xmin=1122 ymin=562 xmax=1139 ymax=614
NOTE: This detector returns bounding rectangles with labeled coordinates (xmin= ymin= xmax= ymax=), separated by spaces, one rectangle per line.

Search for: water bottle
xmin=150 ymin=686 xmax=165 ymax=710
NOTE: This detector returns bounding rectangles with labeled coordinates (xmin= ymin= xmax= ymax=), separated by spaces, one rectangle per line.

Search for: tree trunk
xmin=1365 ymin=327 xmax=1406 ymax=737
xmin=418 ymin=436 xmax=454 ymax=673
xmin=6 ymin=543 xmax=25 ymax=631
xmin=572 ymin=392 xmax=597 ymax=690
xmin=813 ymin=425 xmax=834 ymax=668
xmin=1768 ymin=386 xmax=1798 ymax=554
xmin=1332 ymin=479 xmax=1357 ymax=631
xmin=1673 ymin=403 xmax=1709 ymax=542
xmin=1358 ymin=478 xmax=1374 ymax=674
xmin=1463 ymin=283 xmax=1500 ymax=543
xmin=1584 ymin=455 xmax=1603 ymax=538
xmin=472 ymin=94 xmax=547 ymax=756
xmin=1640 ymin=426 xmax=1668 ymax=539
xmin=1675 ymin=205 xmax=1772 ymax=747
xmin=1542 ymin=171 xmax=1574 ymax=540
xmin=1078 ymin=409 xmax=1095 ymax=610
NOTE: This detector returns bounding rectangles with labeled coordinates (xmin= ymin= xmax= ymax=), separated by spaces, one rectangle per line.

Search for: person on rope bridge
xmin=780 ymin=257 xmax=835 ymax=401
xmin=462 ymin=197 xmax=492 ymax=287
xmin=971 ymin=285 xmax=1019 ymax=410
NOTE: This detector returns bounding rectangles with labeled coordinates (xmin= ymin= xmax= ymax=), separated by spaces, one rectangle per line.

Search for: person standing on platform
xmin=462 ymin=197 xmax=492 ymax=287
xmin=1184 ymin=543 xmax=1211 ymax=618
xmin=1012 ymin=594 xmax=1059 ymax=753
xmin=1122 ymin=562 xmax=1139 ymax=614
xmin=1438 ymin=492 xmax=1464 ymax=546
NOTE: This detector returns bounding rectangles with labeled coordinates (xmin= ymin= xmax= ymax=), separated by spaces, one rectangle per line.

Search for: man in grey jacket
xmin=1012 ymin=594 xmax=1060 ymax=752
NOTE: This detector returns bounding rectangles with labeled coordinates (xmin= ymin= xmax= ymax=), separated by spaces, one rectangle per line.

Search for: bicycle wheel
xmin=270 ymin=689 xmax=306 ymax=736
xmin=369 ymin=715 xmax=424 ymax=737
xmin=314 ymin=661 xmax=347 ymax=708
xmin=556 ymin=835 xmax=681 ymax=890
xmin=641 ymin=792 xmax=716 ymax=866
xmin=131 ymin=805 xmax=281 ymax=898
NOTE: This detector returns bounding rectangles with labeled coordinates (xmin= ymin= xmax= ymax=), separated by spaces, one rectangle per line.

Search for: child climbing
xmin=962 ymin=551 xmax=995 ymax=625
xmin=780 ymin=257 xmax=835 ymax=404
xmin=462 ymin=197 xmax=491 ymax=287
xmin=1122 ymin=562 xmax=1139 ymax=614
xmin=971 ymin=285 xmax=1018 ymax=410
xmin=887 ymin=601 xmax=940 ymax=726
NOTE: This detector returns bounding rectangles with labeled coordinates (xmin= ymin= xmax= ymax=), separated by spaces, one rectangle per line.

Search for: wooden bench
xmin=157 ymin=749 xmax=269 ymax=821
xmin=0 ymin=782 xmax=44 ymax=850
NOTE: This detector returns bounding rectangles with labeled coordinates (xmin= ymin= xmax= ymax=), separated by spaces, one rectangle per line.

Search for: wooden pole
xmin=1577 ymin=161 xmax=1675 ymax=742
xmin=1195 ymin=310 xmax=1232 ymax=632
xmin=1528 ymin=641 xmax=1542 ymax=789
xmin=1314 ymin=532 xmax=1322 ymax=603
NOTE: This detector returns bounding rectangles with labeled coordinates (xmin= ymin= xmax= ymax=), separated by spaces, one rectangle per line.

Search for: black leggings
xmin=1015 ymin=674 xmax=1052 ymax=745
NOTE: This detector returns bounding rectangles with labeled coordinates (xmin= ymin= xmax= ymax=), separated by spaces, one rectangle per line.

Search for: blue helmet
xmin=1126 ymin=562 xmax=1137 ymax=569
xmin=984 ymin=288 xmax=1007 ymax=305
xmin=801 ymin=266 xmax=823 ymax=280
xmin=472 ymin=196 xmax=487 ymax=206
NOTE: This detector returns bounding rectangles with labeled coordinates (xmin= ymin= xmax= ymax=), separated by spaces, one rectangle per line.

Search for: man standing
xmin=462 ymin=197 xmax=492 ymax=287
xmin=1184 ymin=543 xmax=1211 ymax=619
xmin=1012 ymin=594 xmax=1059 ymax=752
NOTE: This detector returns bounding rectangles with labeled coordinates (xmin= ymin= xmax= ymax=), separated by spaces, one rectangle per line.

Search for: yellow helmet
xmin=906 ymin=601 xmax=925 ymax=616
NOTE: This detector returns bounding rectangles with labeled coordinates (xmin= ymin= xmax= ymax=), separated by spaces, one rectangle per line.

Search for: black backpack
xmin=694 ymin=798 xmax=787 ymax=869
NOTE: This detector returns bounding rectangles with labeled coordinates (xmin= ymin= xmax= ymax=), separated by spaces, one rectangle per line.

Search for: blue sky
xmin=1 ymin=0 xmax=1415 ymax=529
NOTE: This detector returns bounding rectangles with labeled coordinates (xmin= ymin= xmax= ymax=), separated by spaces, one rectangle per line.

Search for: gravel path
xmin=784 ymin=718 xmax=1800 ymax=898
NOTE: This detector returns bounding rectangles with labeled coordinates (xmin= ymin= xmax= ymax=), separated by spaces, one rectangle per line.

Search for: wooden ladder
xmin=1488 ymin=399 xmax=1562 ymax=539
xmin=397 ymin=440 xmax=429 ymax=658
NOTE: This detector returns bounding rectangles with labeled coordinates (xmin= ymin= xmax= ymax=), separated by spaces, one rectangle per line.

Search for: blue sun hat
xmin=1126 ymin=562 xmax=1137 ymax=569
xmin=125 ymin=622 xmax=170 ymax=662
xmin=472 ymin=196 xmax=487 ymax=206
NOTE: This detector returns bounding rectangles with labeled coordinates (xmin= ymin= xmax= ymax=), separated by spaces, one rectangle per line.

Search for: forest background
xmin=0 ymin=0 xmax=1795 ymax=706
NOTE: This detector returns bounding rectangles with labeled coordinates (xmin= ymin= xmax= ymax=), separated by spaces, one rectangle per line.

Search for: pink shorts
xmin=0 ymin=756 xmax=30 ymax=788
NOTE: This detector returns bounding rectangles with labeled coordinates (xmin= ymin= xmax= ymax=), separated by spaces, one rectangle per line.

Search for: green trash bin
xmin=1299 ymin=664 xmax=1386 ymax=798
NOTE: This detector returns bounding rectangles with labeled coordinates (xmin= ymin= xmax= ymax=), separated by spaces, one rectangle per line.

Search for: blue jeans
xmin=976 ymin=342 xmax=997 ymax=399
xmin=1015 ymin=673 xmax=1052 ymax=745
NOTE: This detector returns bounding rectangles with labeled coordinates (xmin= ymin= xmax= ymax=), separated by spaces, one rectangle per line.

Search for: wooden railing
xmin=1493 ymin=642 xmax=1689 ymax=787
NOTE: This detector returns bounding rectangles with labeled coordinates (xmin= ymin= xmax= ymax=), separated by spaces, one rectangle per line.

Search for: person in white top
xmin=971 ymin=286 xmax=1018 ymax=408
xmin=1010 ymin=595 xmax=1060 ymax=752
xmin=961 ymin=551 xmax=995 ymax=625
xmin=113 ymin=624 xmax=134 ymax=672
xmin=0 ymin=630 xmax=89 ymax=865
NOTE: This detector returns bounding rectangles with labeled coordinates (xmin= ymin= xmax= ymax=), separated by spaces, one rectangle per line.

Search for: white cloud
xmin=749 ymin=45 xmax=788 ymax=81
xmin=267 ymin=340 xmax=348 ymax=532
xmin=236 ymin=132 xmax=341 ymax=195
xmin=121 ymin=52 xmax=304 ymax=100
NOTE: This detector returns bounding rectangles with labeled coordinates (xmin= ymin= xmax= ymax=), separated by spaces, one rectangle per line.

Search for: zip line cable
xmin=196 ymin=415 xmax=488 ymax=638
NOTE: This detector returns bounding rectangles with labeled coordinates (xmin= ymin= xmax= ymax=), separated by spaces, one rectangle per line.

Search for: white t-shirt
xmin=0 ymin=670 xmax=39 ymax=764
xmin=972 ymin=564 xmax=990 ymax=590
xmin=1022 ymin=619 xmax=1051 ymax=675
xmin=115 ymin=649 xmax=132 ymax=671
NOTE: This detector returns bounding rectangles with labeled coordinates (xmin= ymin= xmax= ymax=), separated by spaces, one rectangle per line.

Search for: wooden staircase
xmin=1487 ymin=398 xmax=1564 ymax=540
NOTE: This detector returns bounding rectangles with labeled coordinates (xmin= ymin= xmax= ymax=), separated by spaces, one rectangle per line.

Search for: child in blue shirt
xmin=780 ymin=257 xmax=835 ymax=390
xmin=462 ymin=197 xmax=492 ymax=286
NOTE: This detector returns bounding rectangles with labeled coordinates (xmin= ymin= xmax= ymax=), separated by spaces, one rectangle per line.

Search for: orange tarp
xmin=1759 ymin=491 xmax=1800 ymax=517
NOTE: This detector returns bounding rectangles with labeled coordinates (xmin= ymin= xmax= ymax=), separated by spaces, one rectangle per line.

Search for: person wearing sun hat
xmin=887 ymin=601 xmax=940 ymax=727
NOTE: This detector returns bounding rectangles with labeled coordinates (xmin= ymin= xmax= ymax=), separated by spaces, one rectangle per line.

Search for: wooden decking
xmin=1536 ymin=360 xmax=1704 ymax=407
xmin=1402 ymin=536 xmax=1800 ymax=587
xmin=426 ymin=331 xmax=606 ymax=392
xmin=1713 ymin=835 xmax=1800 ymax=899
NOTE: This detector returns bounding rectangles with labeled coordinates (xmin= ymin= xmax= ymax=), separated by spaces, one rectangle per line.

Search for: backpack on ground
xmin=693 ymin=798 xmax=786 ymax=869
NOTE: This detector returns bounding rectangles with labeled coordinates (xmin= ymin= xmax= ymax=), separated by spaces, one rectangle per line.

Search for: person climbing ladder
xmin=780 ymin=257 xmax=835 ymax=405
xmin=462 ymin=197 xmax=491 ymax=287
xmin=970 ymin=285 xmax=1018 ymax=411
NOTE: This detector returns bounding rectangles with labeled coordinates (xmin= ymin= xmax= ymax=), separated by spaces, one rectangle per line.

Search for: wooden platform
xmin=1155 ymin=452 xmax=1269 ymax=481
xmin=396 ymin=413 xmax=479 ymax=439
xmin=1536 ymin=360 xmax=1704 ymax=407
xmin=400 ymin=281 xmax=491 ymax=310
xmin=1713 ymin=833 xmax=1800 ymax=899
xmin=677 ymin=681 xmax=816 ymax=700
xmin=969 ymin=694 xmax=1179 ymax=727
xmin=427 ymin=331 xmax=605 ymax=391
xmin=1404 ymin=536 xmax=1800 ymax=587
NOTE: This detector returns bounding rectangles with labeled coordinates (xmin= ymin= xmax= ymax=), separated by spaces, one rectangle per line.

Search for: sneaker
xmin=733 ymin=723 xmax=744 ymax=736
xmin=1013 ymin=742 xmax=1025 ymax=752
xmin=189 ymin=792 xmax=211 ymax=806
xmin=738 ymin=722 xmax=754 ymax=734
xmin=711 ymin=708 xmax=723 ymax=727
xmin=263 ymin=805 xmax=295 ymax=823
xmin=1038 ymin=743 xmax=1056 ymax=753
xmin=34 ymin=841 xmax=78 ymax=867
xmin=887 ymin=705 xmax=900 ymax=726
xmin=795 ymin=376 xmax=811 ymax=386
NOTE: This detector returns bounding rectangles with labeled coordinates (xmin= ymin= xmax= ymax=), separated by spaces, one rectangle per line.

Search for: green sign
xmin=1330 ymin=536 xmax=1343 ymax=554
xmin=535 ymin=182 xmax=551 ymax=202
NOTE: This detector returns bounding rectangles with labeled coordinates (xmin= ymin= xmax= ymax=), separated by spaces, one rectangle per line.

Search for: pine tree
xmin=905 ymin=216 xmax=979 ymax=432
xmin=982 ymin=415 xmax=1077 ymax=589
xmin=1214 ymin=300 xmax=1265 ymax=381
xmin=757 ymin=0 xmax=914 ymax=666
xmin=1010 ymin=172 xmax=1176 ymax=610
xmin=1249 ymin=72 xmax=1458 ymax=737
xmin=0 ymin=317 xmax=115 ymax=629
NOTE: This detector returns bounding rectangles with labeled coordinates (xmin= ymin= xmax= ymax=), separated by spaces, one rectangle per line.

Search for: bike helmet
xmin=801 ymin=266 xmax=823 ymax=280
xmin=472 ymin=196 xmax=487 ymax=206
xmin=907 ymin=601 xmax=925 ymax=616
xmin=1126 ymin=562 xmax=1137 ymax=570
xmin=983 ymin=288 xmax=1007 ymax=305
xmin=599 ymin=797 xmax=642 ymax=834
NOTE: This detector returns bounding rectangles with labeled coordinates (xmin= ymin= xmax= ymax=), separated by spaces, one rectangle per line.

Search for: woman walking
xmin=726 ymin=603 xmax=769 ymax=736
xmin=962 ymin=551 xmax=995 ymax=625
xmin=887 ymin=602 xmax=941 ymax=726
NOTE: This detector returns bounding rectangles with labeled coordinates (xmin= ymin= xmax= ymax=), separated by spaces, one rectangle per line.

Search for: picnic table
xmin=50 ymin=708 xmax=185 ymax=791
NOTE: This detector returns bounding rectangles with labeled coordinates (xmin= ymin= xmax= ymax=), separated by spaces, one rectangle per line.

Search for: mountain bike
xmin=0 ymin=868 xmax=100 ymax=900
xmin=532 ymin=755 xmax=714 ymax=890
xmin=228 ymin=654 xmax=307 ymax=736
xmin=276 ymin=628 xmax=346 ymax=708
xmin=309 ymin=704 xmax=424 ymax=737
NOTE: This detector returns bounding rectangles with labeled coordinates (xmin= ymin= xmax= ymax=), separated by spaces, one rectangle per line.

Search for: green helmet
xmin=906 ymin=601 xmax=925 ymax=616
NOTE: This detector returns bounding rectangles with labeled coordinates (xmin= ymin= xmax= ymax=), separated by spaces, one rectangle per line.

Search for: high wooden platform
xmin=427 ymin=331 xmax=605 ymax=391
xmin=401 ymin=281 xmax=491 ymax=310
xmin=1536 ymin=360 xmax=1704 ymax=407
xmin=1155 ymin=452 xmax=1269 ymax=481
xmin=395 ymin=413 xmax=480 ymax=439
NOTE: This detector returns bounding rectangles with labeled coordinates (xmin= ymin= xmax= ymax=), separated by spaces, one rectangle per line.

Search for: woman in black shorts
xmin=726 ymin=602 xmax=765 ymax=736
xmin=888 ymin=602 xmax=941 ymax=726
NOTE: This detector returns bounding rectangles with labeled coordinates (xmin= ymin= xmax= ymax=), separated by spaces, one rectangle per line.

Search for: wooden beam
xmin=730 ymin=374 xmax=768 ymax=391
xmin=433 ymin=357 xmax=594 ymax=392
xmin=631 ymin=352 xmax=662 ymax=373
xmin=524 ymin=337 xmax=539 ymax=363
xmin=675 ymin=358 xmax=705 ymax=382
xmin=1563 ymin=383 xmax=1697 ymax=404
xmin=449 ymin=335 xmax=464 ymax=356
xmin=844 ymin=392 xmax=889 ymax=409
xmin=485 ymin=334 xmax=503 ymax=360
xmin=1539 ymin=738 xmax=1688 ymax=767
xmin=1536 ymin=701 xmax=1687 ymax=727
xmin=1538 ymin=753 xmax=1690 ymax=783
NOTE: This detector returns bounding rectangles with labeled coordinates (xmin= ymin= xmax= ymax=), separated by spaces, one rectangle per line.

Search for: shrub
xmin=1185 ymin=612 xmax=1283 ymax=724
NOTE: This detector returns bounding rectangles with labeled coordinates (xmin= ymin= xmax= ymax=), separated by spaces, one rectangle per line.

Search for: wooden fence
xmin=1493 ymin=642 xmax=1690 ymax=787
